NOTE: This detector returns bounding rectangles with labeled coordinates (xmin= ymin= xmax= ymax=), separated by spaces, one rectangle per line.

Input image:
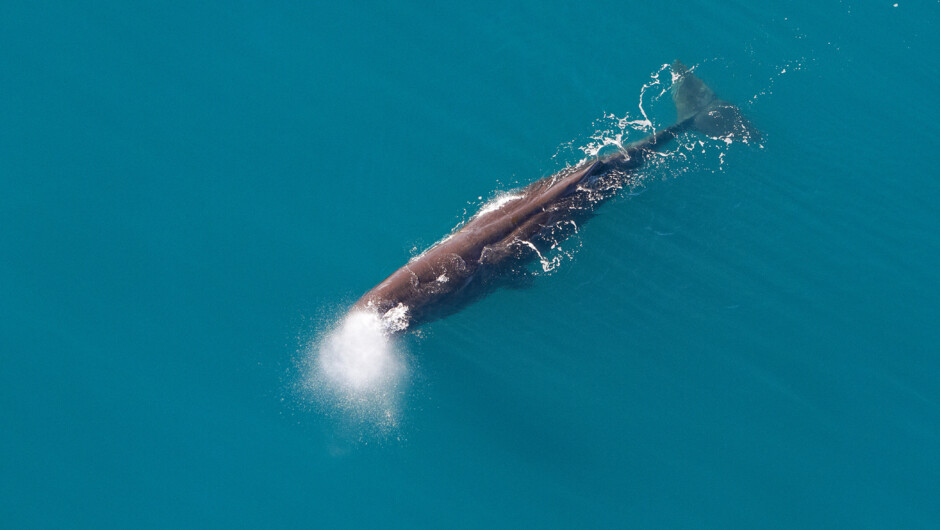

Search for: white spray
xmin=302 ymin=308 xmax=409 ymax=433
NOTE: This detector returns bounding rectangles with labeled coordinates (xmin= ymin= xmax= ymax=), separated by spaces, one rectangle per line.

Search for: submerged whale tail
xmin=672 ymin=60 xmax=759 ymax=142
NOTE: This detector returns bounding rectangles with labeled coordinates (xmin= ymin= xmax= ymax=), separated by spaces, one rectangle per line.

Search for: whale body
xmin=353 ymin=61 xmax=757 ymax=332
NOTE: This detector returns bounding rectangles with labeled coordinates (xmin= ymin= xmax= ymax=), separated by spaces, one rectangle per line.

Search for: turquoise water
xmin=3 ymin=1 xmax=939 ymax=527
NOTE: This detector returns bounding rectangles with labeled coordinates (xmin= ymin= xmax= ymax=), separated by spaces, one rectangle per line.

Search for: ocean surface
xmin=3 ymin=1 xmax=939 ymax=527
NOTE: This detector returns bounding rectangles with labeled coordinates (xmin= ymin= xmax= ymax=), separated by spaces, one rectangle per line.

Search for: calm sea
xmin=2 ymin=1 xmax=938 ymax=527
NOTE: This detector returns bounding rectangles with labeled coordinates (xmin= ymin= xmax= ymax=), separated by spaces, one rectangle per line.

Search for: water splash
xmin=300 ymin=309 xmax=409 ymax=435
xmin=475 ymin=192 xmax=523 ymax=217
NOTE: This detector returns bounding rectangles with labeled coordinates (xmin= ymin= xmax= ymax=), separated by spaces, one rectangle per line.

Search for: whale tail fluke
xmin=671 ymin=60 xmax=760 ymax=142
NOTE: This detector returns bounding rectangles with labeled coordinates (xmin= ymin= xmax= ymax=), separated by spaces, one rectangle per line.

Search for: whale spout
xmin=672 ymin=60 xmax=760 ymax=142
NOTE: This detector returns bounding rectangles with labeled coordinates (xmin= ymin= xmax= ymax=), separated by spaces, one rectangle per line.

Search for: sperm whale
xmin=353 ymin=61 xmax=757 ymax=332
